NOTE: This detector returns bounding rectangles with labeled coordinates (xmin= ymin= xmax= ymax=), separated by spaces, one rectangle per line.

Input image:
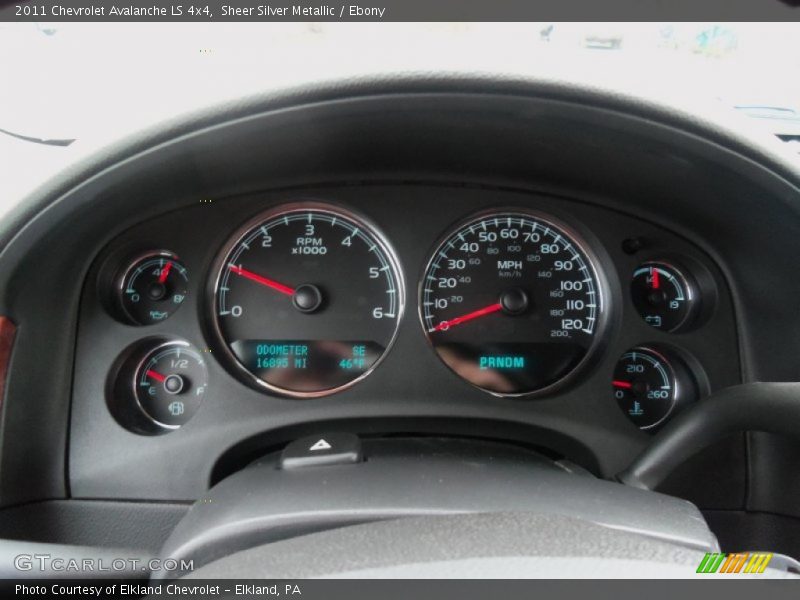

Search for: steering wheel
xmin=152 ymin=383 xmax=800 ymax=579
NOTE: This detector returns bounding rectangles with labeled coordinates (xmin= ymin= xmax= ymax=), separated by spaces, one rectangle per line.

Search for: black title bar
xmin=2 ymin=0 xmax=799 ymax=22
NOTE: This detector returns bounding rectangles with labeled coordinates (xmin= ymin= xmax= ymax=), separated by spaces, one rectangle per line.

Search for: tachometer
xmin=420 ymin=210 xmax=608 ymax=396
xmin=210 ymin=203 xmax=404 ymax=397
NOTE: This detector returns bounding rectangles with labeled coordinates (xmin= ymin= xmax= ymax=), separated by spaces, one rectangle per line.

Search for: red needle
xmin=228 ymin=264 xmax=295 ymax=296
xmin=612 ymin=380 xmax=633 ymax=389
xmin=158 ymin=261 xmax=173 ymax=284
xmin=147 ymin=369 xmax=167 ymax=383
xmin=651 ymin=267 xmax=660 ymax=290
xmin=432 ymin=302 xmax=503 ymax=332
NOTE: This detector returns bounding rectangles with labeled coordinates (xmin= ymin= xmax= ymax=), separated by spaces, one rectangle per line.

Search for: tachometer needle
xmin=612 ymin=380 xmax=633 ymax=389
xmin=651 ymin=267 xmax=660 ymax=290
xmin=228 ymin=264 xmax=296 ymax=296
xmin=158 ymin=261 xmax=173 ymax=284
xmin=432 ymin=302 xmax=503 ymax=332
xmin=147 ymin=369 xmax=167 ymax=383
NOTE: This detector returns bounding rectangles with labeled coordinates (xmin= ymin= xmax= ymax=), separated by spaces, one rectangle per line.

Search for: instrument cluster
xmin=92 ymin=196 xmax=722 ymax=438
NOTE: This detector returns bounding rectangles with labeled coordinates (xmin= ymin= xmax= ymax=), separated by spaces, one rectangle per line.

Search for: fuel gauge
xmin=134 ymin=341 xmax=208 ymax=429
xmin=109 ymin=339 xmax=208 ymax=434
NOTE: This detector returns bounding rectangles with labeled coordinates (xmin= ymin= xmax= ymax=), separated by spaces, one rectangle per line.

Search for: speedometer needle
xmin=612 ymin=380 xmax=633 ymax=389
xmin=432 ymin=302 xmax=503 ymax=332
xmin=228 ymin=264 xmax=296 ymax=296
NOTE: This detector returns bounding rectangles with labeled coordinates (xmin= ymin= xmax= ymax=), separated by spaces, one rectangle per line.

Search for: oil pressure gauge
xmin=116 ymin=251 xmax=189 ymax=325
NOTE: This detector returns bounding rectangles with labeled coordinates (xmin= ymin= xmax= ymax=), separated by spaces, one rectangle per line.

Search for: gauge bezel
xmin=631 ymin=260 xmax=698 ymax=333
xmin=116 ymin=249 xmax=188 ymax=326
xmin=132 ymin=339 xmax=207 ymax=430
xmin=418 ymin=207 xmax=612 ymax=399
xmin=207 ymin=201 xmax=406 ymax=399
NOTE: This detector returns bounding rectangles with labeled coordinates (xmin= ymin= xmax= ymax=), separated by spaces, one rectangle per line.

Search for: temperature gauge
xmin=117 ymin=251 xmax=189 ymax=325
xmin=612 ymin=346 xmax=697 ymax=431
xmin=630 ymin=261 xmax=698 ymax=333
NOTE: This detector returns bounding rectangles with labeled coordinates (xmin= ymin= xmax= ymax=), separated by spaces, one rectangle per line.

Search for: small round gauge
xmin=631 ymin=262 xmax=697 ymax=333
xmin=210 ymin=203 xmax=404 ymax=398
xmin=134 ymin=340 xmax=208 ymax=428
xmin=118 ymin=251 xmax=189 ymax=325
xmin=420 ymin=209 xmax=609 ymax=396
xmin=612 ymin=346 xmax=696 ymax=431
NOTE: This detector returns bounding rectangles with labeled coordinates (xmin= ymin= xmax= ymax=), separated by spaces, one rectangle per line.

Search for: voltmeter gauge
xmin=117 ymin=251 xmax=189 ymax=325
xmin=612 ymin=346 xmax=697 ymax=431
xmin=630 ymin=262 xmax=698 ymax=333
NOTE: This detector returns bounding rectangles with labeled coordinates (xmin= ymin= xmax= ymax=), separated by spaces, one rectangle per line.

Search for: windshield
xmin=2 ymin=22 xmax=799 ymax=203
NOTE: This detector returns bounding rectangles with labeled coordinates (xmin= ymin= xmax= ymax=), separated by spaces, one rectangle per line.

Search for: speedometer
xmin=210 ymin=203 xmax=404 ymax=398
xmin=420 ymin=210 xmax=608 ymax=396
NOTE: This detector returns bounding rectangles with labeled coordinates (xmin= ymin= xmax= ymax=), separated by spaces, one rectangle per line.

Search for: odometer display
xmin=211 ymin=204 xmax=404 ymax=397
xmin=420 ymin=210 xmax=607 ymax=396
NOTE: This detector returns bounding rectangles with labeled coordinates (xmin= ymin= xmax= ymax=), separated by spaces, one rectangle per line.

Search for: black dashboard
xmin=71 ymin=184 xmax=740 ymax=501
xmin=2 ymin=77 xmax=800 ymax=559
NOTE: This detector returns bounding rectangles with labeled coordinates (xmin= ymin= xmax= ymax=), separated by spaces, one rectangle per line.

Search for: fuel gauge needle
xmin=147 ymin=369 xmax=167 ymax=383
